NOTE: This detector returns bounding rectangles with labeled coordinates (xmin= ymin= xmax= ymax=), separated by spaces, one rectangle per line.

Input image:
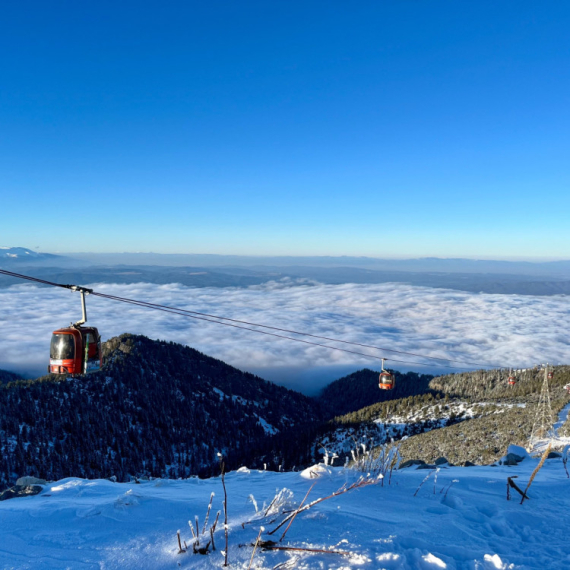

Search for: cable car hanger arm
xmin=67 ymin=286 xmax=93 ymax=327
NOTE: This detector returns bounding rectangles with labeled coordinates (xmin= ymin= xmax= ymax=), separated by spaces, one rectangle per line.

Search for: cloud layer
xmin=1 ymin=281 xmax=569 ymax=391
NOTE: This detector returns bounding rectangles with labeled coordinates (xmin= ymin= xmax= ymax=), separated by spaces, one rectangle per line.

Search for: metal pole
xmin=71 ymin=287 xmax=89 ymax=327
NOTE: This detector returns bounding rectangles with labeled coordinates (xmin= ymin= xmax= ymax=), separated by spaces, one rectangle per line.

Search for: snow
xmin=0 ymin=247 xmax=40 ymax=258
xmin=210 ymin=388 xmax=276 ymax=433
xmin=552 ymin=402 xmax=570 ymax=434
xmin=2 ymin=454 xmax=570 ymax=569
xmin=300 ymin=464 xmax=331 ymax=479
xmin=423 ymin=553 xmax=447 ymax=568
xmin=506 ymin=445 xmax=529 ymax=460
xmin=211 ymin=387 xmax=261 ymax=409
xmin=212 ymin=387 xmax=225 ymax=401
xmin=255 ymin=415 xmax=278 ymax=435
xmin=2 ymin=402 xmax=570 ymax=568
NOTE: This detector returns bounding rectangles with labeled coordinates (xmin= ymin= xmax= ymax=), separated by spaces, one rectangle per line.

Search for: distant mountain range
xmin=2 ymin=247 xmax=570 ymax=295
xmin=51 ymin=251 xmax=570 ymax=277
xmin=0 ymin=247 xmax=63 ymax=261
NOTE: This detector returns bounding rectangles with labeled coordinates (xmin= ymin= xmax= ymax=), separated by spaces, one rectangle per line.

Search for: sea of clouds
xmin=1 ymin=281 xmax=569 ymax=393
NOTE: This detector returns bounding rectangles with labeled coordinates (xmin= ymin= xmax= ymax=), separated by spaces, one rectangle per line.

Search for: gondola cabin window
xmin=50 ymin=333 xmax=75 ymax=361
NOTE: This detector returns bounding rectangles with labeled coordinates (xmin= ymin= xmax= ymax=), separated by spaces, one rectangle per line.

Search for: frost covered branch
xmin=267 ymin=475 xmax=380 ymax=536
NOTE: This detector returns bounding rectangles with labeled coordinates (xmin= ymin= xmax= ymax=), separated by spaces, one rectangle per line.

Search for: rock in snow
xmin=16 ymin=476 xmax=47 ymax=486
xmin=0 ymin=485 xmax=43 ymax=501
xmin=399 ymin=459 xmax=426 ymax=469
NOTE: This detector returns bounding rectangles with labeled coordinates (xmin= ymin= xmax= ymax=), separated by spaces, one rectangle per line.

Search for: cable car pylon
xmin=528 ymin=365 xmax=556 ymax=453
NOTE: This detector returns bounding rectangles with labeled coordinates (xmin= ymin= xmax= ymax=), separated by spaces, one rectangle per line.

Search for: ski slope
xmin=1 ymin=452 xmax=569 ymax=569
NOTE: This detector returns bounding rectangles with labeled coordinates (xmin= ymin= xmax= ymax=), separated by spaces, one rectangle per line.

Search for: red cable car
xmin=507 ymin=369 xmax=516 ymax=386
xmin=379 ymin=358 xmax=395 ymax=390
xmin=49 ymin=286 xmax=102 ymax=375
xmin=548 ymin=371 xmax=554 ymax=380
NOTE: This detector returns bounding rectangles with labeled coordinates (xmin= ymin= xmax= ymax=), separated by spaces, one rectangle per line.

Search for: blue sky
xmin=1 ymin=1 xmax=569 ymax=258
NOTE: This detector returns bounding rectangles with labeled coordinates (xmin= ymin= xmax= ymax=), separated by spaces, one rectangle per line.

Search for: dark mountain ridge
xmin=318 ymin=368 xmax=434 ymax=418
xmin=0 ymin=369 xmax=23 ymax=385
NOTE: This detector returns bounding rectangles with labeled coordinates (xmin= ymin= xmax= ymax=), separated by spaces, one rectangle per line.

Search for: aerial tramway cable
xmin=90 ymin=291 xmax=465 ymax=369
xmin=0 ymin=268 xmax=505 ymax=371
xmin=88 ymin=290 xmax=491 ymax=367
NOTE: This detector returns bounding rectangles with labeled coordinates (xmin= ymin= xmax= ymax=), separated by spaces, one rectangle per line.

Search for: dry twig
xmin=177 ymin=530 xmax=186 ymax=554
xmin=521 ymin=443 xmax=551 ymax=504
xmin=268 ymin=476 xmax=378 ymax=536
xmin=247 ymin=526 xmax=265 ymax=570
xmin=279 ymin=483 xmax=315 ymax=542
xmin=257 ymin=542 xmax=349 ymax=555
xmin=219 ymin=454 xmax=229 ymax=566
xmin=507 ymin=476 xmax=528 ymax=501
xmin=414 ymin=469 xmax=436 ymax=497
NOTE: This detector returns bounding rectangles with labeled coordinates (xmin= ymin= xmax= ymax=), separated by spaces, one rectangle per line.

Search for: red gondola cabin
xmin=508 ymin=375 xmax=516 ymax=386
xmin=379 ymin=371 xmax=395 ymax=390
xmin=49 ymin=284 xmax=102 ymax=375
xmin=49 ymin=326 xmax=102 ymax=375
xmin=378 ymin=359 xmax=395 ymax=390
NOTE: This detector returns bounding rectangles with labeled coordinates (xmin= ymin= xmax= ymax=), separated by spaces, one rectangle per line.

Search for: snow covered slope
xmin=1 ymin=454 xmax=569 ymax=569
xmin=0 ymin=247 xmax=40 ymax=258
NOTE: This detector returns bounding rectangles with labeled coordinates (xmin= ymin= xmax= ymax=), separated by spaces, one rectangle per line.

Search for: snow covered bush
xmin=350 ymin=438 xmax=402 ymax=484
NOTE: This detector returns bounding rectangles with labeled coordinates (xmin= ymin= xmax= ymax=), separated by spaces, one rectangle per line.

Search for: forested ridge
xmin=429 ymin=366 xmax=570 ymax=399
xmin=2 ymin=335 xmax=568 ymax=491
xmin=0 ymin=369 xmax=23 ymax=385
xmin=318 ymin=368 xmax=434 ymax=418
xmin=327 ymin=365 xmax=570 ymax=466
xmin=0 ymin=334 xmax=323 ymax=490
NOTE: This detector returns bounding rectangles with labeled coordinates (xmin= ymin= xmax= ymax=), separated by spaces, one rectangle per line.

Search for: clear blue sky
xmin=1 ymin=1 xmax=569 ymax=258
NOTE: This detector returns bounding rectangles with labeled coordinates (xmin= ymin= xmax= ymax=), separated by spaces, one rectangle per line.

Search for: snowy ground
xmin=552 ymin=402 xmax=570 ymax=435
xmin=2 ymin=455 xmax=570 ymax=570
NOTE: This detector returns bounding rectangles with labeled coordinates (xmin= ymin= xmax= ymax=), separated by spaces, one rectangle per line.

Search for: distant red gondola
xmin=49 ymin=286 xmax=102 ymax=375
xmin=507 ymin=369 xmax=516 ymax=386
xmin=379 ymin=358 xmax=395 ymax=390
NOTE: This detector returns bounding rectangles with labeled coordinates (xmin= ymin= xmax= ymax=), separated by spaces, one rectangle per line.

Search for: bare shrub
xmin=176 ymin=491 xmax=221 ymax=556
xmin=351 ymin=438 xmax=402 ymax=485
